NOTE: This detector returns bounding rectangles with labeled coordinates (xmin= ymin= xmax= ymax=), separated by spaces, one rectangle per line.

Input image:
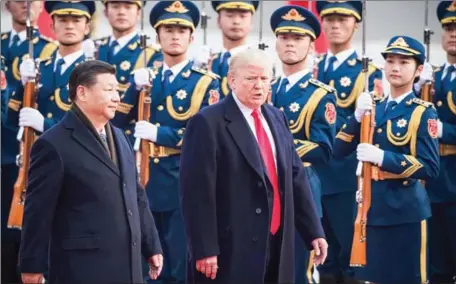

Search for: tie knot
xmin=385 ymin=100 xmax=397 ymax=112
xmin=281 ymin=78 xmax=289 ymax=87
xmin=251 ymin=109 xmax=260 ymax=118
xmin=100 ymin=133 xmax=107 ymax=143
xmin=222 ymin=51 xmax=231 ymax=62
xmin=328 ymin=56 xmax=337 ymax=65
xmin=448 ymin=65 xmax=455 ymax=74
xmin=164 ymin=69 xmax=173 ymax=79
xmin=110 ymin=40 xmax=119 ymax=48
xmin=12 ymin=34 xmax=20 ymax=44
xmin=56 ymin=58 xmax=65 ymax=66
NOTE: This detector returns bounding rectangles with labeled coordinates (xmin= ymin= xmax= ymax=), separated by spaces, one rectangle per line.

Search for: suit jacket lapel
xmin=65 ymin=111 xmax=120 ymax=176
xmin=112 ymin=126 xmax=132 ymax=180
xmin=262 ymin=105 xmax=287 ymax=192
xmin=224 ymin=94 xmax=265 ymax=180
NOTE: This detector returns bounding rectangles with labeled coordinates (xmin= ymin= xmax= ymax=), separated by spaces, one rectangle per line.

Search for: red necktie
xmin=251 ymin=109 xmax=281 ymax=235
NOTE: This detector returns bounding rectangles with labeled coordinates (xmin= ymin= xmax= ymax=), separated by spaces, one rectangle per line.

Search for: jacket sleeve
xmin=179 ymin=112 xmax=219 ymax=261
xmin=20 ymin=138 xmax=63 ymax=273
xmin=333 ymin=116 xmax=361 ymax=159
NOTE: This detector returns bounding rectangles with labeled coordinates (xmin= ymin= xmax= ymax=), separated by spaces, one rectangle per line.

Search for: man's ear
xmin=76 ymin=85 xmax=88 ymax=102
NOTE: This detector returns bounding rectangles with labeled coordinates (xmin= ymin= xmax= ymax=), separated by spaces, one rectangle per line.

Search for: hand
xmin=134 ymin=120 xmax=158 ymax=142
xmin=193 ymin=45 xmax=212 ymax=69
xmin=19 ymin=107 xmax=44 ymax=132
xmin=354 ymin=91 xmax=373 ymax=122
xmin=148 ymin=254 xmax=163 ymax=280
xmin=22 ymin=273 xmax=44 ymax=284
xmin=311 ymin=238 xmax=328 ymax=266
xmin=134 ymin=68 xmax=154 ymax=90
xmin=437 ymin=119 xmax=443 ymax=138
xmin=414 ymin=62 xmax=434 ymax=93
xmin=20 ymin=58 xmax=36 ymax=85
xmin=82 ymin=38 xmax=96 ymax=59
xmin=196 ymin=255 xmax=218 ymax=280
xmin=357 ymin=143 xmax=384 ymax=166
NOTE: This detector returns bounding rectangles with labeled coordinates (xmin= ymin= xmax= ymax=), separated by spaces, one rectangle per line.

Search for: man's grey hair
xmin=228 ymin=48 xmax=274 ymax=77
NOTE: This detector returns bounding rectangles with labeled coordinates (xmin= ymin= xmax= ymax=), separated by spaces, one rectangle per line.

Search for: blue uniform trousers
xmin=429 ymin=202 xmax=456 ymax=283
xmin=354 ymin=221 xmax=428 ymax=284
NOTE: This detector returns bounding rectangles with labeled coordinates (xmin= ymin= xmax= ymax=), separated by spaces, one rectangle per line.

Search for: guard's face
xmin=6 ymin=0 xmax=43 ymax=25
xmin=229 ymin=64 xmax=271 ymax=109
xmin=157 ymin=25 xmax=193 ymax=56
xmin=385 ymin=54 xmax=423 ymax=88
xmin=79 ymin=73 xmax=120 ymax=120
xmin=52 ymin=15 xmax=90 ymax=46
xmin=217 ymin=9 xmax=253 ymax=42
xmin=276 ymin=33 xmax=312 ymax=65
xmin=442 ymin=23 xmax=456 ymax=55
xmin=105 ymin=2 xmax=140 ymax=33
xmin=322 ymin=15 xmax=358 ymax=45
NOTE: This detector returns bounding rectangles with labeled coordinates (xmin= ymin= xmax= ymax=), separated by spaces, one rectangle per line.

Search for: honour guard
xmin=1 ymin=56 xmax=9 ymax=122
xmin=420 ymin=2 xmax=456 ymax=283
xmin=335 ymin=36 xmax=440 ymax=284
xmin=312 ymin=2 xmax=383 ymax=283
xmin=269 ymin=6 xmax=337 ymax=284
xmin=95 ymin=0 xmax=163 ymax=143
xmin=131 ymin=1 xmax=220 ymax=283
xmin=194 ymin=1 xmax=258 ymax=97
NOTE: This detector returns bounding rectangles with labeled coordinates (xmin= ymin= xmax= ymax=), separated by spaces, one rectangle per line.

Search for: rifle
xmin=200 ymin=1 xmax=212 ymax=70
xmin=421 ymin=0 xmax=434 ymax=103
xmin=134 ymin=2 xmax=151 ymax=187
xmin=8 ymin=0 xmax=40 ymax=229
xmin=350 ymin=0 xmax=375 ymax=267
xmin=258 ymin=2 xmax=268 ymax=51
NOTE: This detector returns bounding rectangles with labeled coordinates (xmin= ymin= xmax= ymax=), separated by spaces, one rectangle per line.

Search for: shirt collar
xmin=10 ymin=29 xmax=27 ymax=44
xmin=55 ymin=49 xmax=84 ymax=67
xmin=232 ymin=91 xmax=261 ymax=117
xmin=162 ymin=59 xmax=189 ymax=77
xmin=222 ymin=44 xmax=250 ymax=57
xmin=387 ymin=90 xmax=413 ymax=105
xmin=443 ymin=62 xmax=456 ymax=74
xmin=110 ymin=31 xmax=137 ymax=49
xmin=327 ymin=48 xmax=356 ymax=64
xmin=282 ymin=69 xmax=309 ymax=89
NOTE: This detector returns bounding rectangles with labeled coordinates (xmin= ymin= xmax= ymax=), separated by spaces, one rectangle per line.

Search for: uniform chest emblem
xmin=299 ymin=81 xmax=309 ymax=89
xmin=289 ymin=102 xmax=300 ymax=113
xmin=120 ymin=61 xmax=131 ymax=71
xmin=128 ymin=42 xmax=138 ymax=50
xmin=340 ymin=76 xmax=352 ymax=87
xmin=347 ymin=58 xmax=357 ymax=66
xmin=397 ymin=119 xmax=407 ymax=128
xmin=427 ymin=119 xmax=438 ymax=138
xmin=176 ymin=89 xmax=188 ymax=100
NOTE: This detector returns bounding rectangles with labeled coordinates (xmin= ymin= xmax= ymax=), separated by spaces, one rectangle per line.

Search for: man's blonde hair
xmin=228 ymin=48 xmax=274 ymax=77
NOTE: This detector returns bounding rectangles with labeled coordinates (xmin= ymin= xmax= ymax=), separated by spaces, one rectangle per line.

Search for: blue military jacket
xmin=271 ymin=72 xmax=337 ymax=217
xmin=313 ymin=51 xmax=383 ymax=195
xmin=126 ymin=62 xmax=221 ymax=211
xmin=334 ymin=93 xmax=440 ymax=226
xmin=4 ymin=50 xmax=87 ymax=164
xmin=95 ymin=35 xmax=163 ymax=142
xmin=1 ymin=30 xmax=57 ymax=165
xmin=209 ymin=52 xmax=231 ymax=97
xmin=425 ymin=65 xmax=456 ymax=202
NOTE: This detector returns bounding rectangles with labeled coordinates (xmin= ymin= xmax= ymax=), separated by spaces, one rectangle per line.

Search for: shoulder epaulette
xmin=39 ymin=34 xmax=56 ymax=43
xmin=412 ymin=97 xmax=433 ymax=108
xmin=191 ymin=66 xmax=220 ymax=80
xmin=309 ymin=78 xmax=335 ymax=93
xmin=94 ymin=36 xmax=109 ymax=46
xmin=147 ymin=43 xmax=161 ymax=51
xmin=39 ymin=41 xmax=58 ymax=60
xmin=432 ymin=65 xmax=441 ymax=72
xmin=372 ymin=92 xmax=386 ymax=103
xmin=1 ymin=32 xmax=8 ymax=40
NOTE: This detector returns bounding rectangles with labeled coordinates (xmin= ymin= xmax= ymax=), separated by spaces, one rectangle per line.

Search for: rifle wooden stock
xmin=421 ymin=81 xmax=433 ymax=103
xmin=350 ymin=107 xmax=375 ymax=267
xmin=8 ymin=81 xmax=36 ymax=229
xmin=136 ymin=88 xmax=151 ymax=187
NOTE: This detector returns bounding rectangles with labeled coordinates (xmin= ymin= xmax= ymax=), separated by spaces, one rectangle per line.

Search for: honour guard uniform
xmin=208 ymin=1 xmax=258 ymax=97
xmin=312 ymin=2 xmax=383 ymax=282
xmin=1 ymin=56 xmax=9 ymax=122
xmin=425 ymin=2 xmax=456 ymax=283
xmin=270 ymin=6 xmax=337 ymax=284
xmin=130 ymin=2 xmax=221 ymax=283
xmin=334 ymin=36 xmax=440 ymax=284
xmin=95 ymin=0 xmax=163 ymax=143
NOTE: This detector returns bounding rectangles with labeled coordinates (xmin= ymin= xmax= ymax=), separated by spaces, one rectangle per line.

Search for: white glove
xmin=82 ymin=38 xmax=96 ymax=59
xmin=193 ymin=45 xmax=212 ymax=69
xmin=20 ymin=58 xmax=36 ymax=85
xmin=134 ymin=68 xmax=154 ymax=90
xmin=19 ymin=107 xmax=44 ymax=132
xmin=357 ymin=143 xmax=384 ymax=166
xmin=414 ymin=62 xmax=434 ymax=93
xmin=438 ymin=119 xmax=443 ymax=138
xmin=354 ymin=92 xmax=373 ymax=122
xmin=134 ymin=120 xmax=158 ymax=142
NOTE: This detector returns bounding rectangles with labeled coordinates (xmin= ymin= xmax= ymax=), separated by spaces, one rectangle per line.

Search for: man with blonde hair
xmin=180 ymin=48 xmax=328 ymax=284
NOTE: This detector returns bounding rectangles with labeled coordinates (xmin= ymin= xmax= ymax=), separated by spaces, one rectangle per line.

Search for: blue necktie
xmin=277 ymin=78 xmax=289 ymax=98
xmin=385 ymin=100 xmax=397 ymax=113
xmin=163 ymin=69 xmax=173 ymax=93
xmin=109 ymin=40 xmax=119 ymax=60
xmin=442 ymin=65 xmax=455 ymax=93
xmin=324 ymin=56 xmax=337 ymax=82
xmin=11 ymin=34 xmax=20 ymax=48
xmin=221 ymin=51 xmax=231 ymax=74
xmin=55 ymin=58 xmax=65 ymax=81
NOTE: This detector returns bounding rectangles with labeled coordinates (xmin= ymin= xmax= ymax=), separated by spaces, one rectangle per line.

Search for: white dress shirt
xmin=220 ymin=44 xmax=250 ymax=65
xmin=109 ymin=31 xmax=137 ymax=56
xmin=162 ymin=59 xmax=190 ymax=83
xmin=387 ymin=90 xmax=413 ymax=105
xmin=324 ymin=48 xmax=356 ymax=72
xmin=54 ymin=49 xmax=84 ymax=74
xmin=232 ymin=92 xmax=278 ymax=170
xmin=9 ymin=29 xmax=27 ymax=47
